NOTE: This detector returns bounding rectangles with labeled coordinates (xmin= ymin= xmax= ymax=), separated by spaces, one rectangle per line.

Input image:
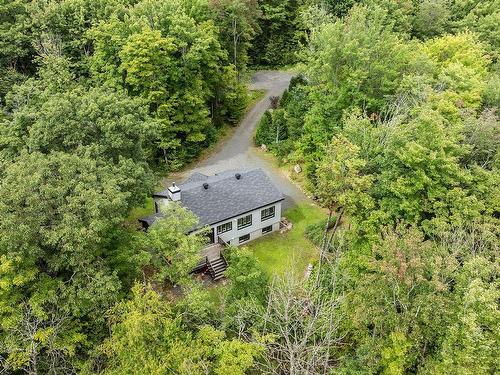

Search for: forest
xmin=0 ymin=0 xmax=498 ymax=374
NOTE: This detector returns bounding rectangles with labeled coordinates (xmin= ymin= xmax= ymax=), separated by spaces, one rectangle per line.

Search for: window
xmin=217 ymin=221 xmax=232 ymax=234
xmin=261 ymin=206 xmax=275 ymax=221
xmin=262 ymin=225 xmax=273 ymax=234
xmin=237 ymin=214 xmax=252 ymax=230
xmin=239 ymin=234 xmax=250 ymax=243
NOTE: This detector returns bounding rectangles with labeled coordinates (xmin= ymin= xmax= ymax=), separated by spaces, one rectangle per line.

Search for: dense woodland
xmin=0 ymin=0 xmax=498 ymax=374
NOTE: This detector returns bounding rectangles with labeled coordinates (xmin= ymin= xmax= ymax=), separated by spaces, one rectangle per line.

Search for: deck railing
xmin=217 ymin=236 xmax=230 ymax=247
xmin=216 ymin=236 xmax=231 ymax=262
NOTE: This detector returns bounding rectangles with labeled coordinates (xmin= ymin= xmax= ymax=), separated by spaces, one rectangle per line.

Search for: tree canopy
xmin=1 ymin=0 xmax=498 ymax=373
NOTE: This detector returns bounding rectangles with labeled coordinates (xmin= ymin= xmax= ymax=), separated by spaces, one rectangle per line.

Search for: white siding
xmin=156 ymin=198 xmax=283 ymax=246
xmin=213 ymin=201 xmax=282 ymax=246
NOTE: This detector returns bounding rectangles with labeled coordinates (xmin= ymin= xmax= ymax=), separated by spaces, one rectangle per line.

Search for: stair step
xmin=207 ymin=256 xmax=228 ymax=281
xmin=210 ymin=260 xmax=226 ymax=267
xmin=209 ymin=262 xmax=226 ymax=269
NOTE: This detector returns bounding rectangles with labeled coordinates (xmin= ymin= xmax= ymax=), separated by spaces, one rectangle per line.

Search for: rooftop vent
xmin=235 ymin=173 xmax=241 ymax=180
xmin=203 ymin=182 xmax=209 ymax=189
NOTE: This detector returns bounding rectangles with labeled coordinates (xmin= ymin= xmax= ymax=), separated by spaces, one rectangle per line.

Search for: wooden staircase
xmin=207 ymin=255 xmax=228 ymax=281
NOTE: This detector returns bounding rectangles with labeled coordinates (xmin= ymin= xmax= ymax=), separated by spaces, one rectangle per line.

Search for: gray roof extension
xmin=141 ymin=168 xmax=284 ymax=229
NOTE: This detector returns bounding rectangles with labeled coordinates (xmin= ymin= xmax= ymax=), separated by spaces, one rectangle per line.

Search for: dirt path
xmin=169 ymin=71 xmax=311 ymax=211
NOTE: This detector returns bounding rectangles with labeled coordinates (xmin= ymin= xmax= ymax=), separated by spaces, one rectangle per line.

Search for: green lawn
xmin=244 ymin=203 xmax=326 ymax=277
xmin=125 ymin=197 xmax=154 ymax=231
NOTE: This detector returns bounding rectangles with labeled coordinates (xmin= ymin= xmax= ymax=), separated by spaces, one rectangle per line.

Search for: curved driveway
xmin=171 ymin=71 xmax=311 ymax=211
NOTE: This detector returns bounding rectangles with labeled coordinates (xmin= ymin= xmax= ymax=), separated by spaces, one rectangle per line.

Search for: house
xmin=139 ymin=168 xmax=284 ymax=279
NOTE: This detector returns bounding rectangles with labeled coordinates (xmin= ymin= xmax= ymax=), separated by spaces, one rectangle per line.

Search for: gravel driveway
xmin=169 ymin=71 xmax=311 ymax=211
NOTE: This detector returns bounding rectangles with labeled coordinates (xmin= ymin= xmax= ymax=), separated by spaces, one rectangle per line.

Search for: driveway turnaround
xmin=170 ymin=71 xmax=311 ymax=211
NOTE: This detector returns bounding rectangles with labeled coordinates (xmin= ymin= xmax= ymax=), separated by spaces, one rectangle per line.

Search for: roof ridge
xmin=179 ymin=168 xmax=261 ymax=191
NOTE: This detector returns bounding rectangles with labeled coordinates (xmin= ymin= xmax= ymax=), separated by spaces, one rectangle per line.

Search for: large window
xmin=262 ymin=225 xmax=273 ymax=234
xmin=239 ymin=234 xmax=250 ymax=243
xmin=237 ymin=214 xmax=252 ymax=230
xmin=217 ymin=221 xmax=232 ymax=234
xmin=261 ymin=206 xmax=275 ymax=221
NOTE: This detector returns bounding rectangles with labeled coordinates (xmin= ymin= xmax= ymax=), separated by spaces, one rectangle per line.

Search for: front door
xmin=207 ymin=228 xmax=215 ymax=244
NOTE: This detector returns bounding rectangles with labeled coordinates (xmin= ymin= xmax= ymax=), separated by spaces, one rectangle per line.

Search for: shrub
xmin=254 ymin=110 xmax=274 ymax=146
xmin=304 ymin=217 xmax=336 ymax=250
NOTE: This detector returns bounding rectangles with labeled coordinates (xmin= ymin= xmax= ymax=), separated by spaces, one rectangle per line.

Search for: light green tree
xmin=0 ymin=151 xmax=149 ymax=373
xmin=94 ymin=283 xmax=263 ymax=375
xmin=315 ymin=135 xmax=373 ymax=284
xmin=424 ymin=32 xmax=489 ymax=109
xmin=141 ymin=203 xmax=207 ymax=286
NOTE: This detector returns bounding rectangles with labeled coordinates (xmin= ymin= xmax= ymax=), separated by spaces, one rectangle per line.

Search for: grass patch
xmin=244 ymin=203 xmax=326 ymax=277
xmin=127 ymin=197 xmax=154 ymax=221
xmin=124 ymin=197 xmax=154 ymax=231
xmin=247 ymin=89 xmax=266 ymax=110
xmin=205 ymin=283 xmax=227 ymax=305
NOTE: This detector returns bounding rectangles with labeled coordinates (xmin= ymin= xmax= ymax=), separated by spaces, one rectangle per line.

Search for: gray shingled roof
xmin=183 ymin=172 xmax=208 ymax=184
xmin=138 ymin=212 xmax=163 ymax=227
xmin=141 ymin=168 xmax=284 ymax=229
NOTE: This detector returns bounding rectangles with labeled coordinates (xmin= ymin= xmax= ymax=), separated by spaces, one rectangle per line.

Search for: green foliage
xmin=320 ymin=0 xmax=356 ymax=17
xmin=141 ymin=203 xmax=207 ymax=285
xmin=0 ymin=151 xmax=147 ymax=373
xmin=0 ymin=66 xmax=26 ymax=105
xmin=3 ymin=84 xmax=156 ymax=165
xmin=95 ymin=283 xmax=263 ymax=375
xmin=248 ymin=0 xmax=305 ymax=66
xmin=483 ymin=66 xmax=500 ymax=107
xmin=2 ymin=0 xmax=251 ymax=167
xmin=339 ymin=226 xmax=450 ymax=372
xmin=254 ymin=107 xmax=290 ymax=158
xmin=424 ymin=32 xmax=489 ymax=109
xmin=463 ymin=108 xmax=500 ymax=169
xmin=316 ymin=135 xmax=373 ymax=215
xmin=0 ymin=0 xmax=33 ymax=78
xmin=304 ymin=217 xmax=336 ymax=249
xmin=29 ymin=0 xmax=130 ymax=73
xmin=423 ymin=256 xmax=499 ymax=374
xmin=380 ymin=331 xmax=412 ymax=375
xmin=210 ymin=0 xmax=261 ymax=72
xmin=225 ymin=247 xmax=269 ymax=303
xmin=254 ymin=109 xmax=274 ymax=146
xmin=1 ymin=0 xmax=499 ymax=373
xmin=450 ymin=0 xmax=500 ymax=60
xmin=307 ymin=5 xmax=418 ymax=116
xmin=174 ymin=286 xmax=217 ymax=328
xmin=88 ymin=0 xmax=248 ymax=168
xmin=254 ymin=3 xmax=500 ymax=372
xmin=413 ymin=0 xmax=451 ymax=39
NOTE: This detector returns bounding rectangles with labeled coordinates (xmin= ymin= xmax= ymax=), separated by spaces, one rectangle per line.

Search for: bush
xmin=254 ymin=110 xmax=274 ymax=146
xmin=304 ymin=217 xmax=336 ymax=250
xmin=224 ymin=248 xmax=269 ymax=304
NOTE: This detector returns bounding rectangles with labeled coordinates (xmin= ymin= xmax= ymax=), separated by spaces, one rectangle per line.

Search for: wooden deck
xmin=201 ymin=243 xmax=224 ymax=261
xmin=192 ymin=243 xmax=228 ymax=280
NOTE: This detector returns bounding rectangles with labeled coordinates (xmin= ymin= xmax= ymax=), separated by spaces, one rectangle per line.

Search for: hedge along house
xmin=139 ymin=168 xmax=284 ymax=279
